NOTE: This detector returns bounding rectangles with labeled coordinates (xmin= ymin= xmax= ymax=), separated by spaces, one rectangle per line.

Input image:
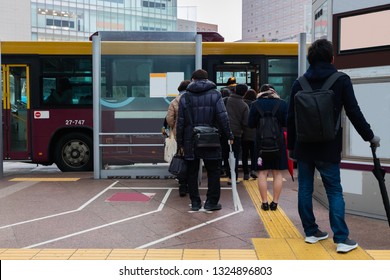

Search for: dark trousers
xmin=242 ymin=139 xmax=256 ymax=174
xmin=220 ymin=136 xmax=230 ymax=174
xmin=187 ymin=158 xmax=221 ymax=205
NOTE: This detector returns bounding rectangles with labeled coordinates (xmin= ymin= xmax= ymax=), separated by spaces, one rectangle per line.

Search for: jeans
xmin=297 ymin=160 xmax=349 ymax=243
xmin=187 ymin=158 xmax=221 ymax=205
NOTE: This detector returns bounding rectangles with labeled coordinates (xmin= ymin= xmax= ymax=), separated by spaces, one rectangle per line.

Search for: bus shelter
xmin=91 ymin=31 xmax=202 ymax=179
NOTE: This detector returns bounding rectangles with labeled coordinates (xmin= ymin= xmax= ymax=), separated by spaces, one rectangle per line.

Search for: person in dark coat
xmin=224 ymin=83 xmax=249 ymax=184
xmin=248 ymin=84 xmax=288 ymax=211
xmin=286 ymin=38 xmax=380 ymax=253
xmin=176 ymin=69 xmax=233 ymax=211
xmin=241 ymin=89 xmax=258 ymax=180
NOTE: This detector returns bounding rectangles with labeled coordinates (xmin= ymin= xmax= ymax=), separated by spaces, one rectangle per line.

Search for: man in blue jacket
xmin=176 ymin=69 xmax=234 ymax=211
xmin=287 ymin=39 xmax=380 ymax=253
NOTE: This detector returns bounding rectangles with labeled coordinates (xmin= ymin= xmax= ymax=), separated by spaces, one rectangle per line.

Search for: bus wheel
xmin=55 ymin=132 xmax=93 ymax=172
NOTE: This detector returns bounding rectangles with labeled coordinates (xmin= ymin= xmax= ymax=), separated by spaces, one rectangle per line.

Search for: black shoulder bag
xmin=184 ymin=93 xmax=221 ymax=148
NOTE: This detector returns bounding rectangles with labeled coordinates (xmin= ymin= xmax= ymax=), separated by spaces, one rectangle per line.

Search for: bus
xmin=1 ymin=38 xmax=298 ymax=172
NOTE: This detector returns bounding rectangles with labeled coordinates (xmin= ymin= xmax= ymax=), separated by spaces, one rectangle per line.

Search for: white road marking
xmin=1 ymin=178 xmax=243 ymax=249
xmin=0 ymin=181 xmax=118 ymax=230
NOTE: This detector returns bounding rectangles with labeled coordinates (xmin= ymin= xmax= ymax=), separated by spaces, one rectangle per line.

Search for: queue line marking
xmin=0 ymin=181 xmax=118 ymax=230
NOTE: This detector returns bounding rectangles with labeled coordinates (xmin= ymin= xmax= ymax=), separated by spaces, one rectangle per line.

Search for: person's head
xmin=191 ymin=69 xmax=208 ymax=80
xmin=227 ymin=77 xmax=237 ymax=86
xmin=243 ymin=88 xmax=257 ymax=101
xmin=220 ymin=88 xmax=230 ymax=98
xmin=258 ymin=83 xmax=280 ymax=99
xmin=177 ymin=80 xmax=191 ymax=92
xmin=259 ymin=84 xmax=275 ymax=92
xmin=235 ymin=83 xmax=248 ymax=96
xmin=307 ymin=39 xmax=334 ymax=65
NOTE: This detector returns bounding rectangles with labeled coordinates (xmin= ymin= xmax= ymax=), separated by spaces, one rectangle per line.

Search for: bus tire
xmin=55 ymin=132 xmax=93 ymax=172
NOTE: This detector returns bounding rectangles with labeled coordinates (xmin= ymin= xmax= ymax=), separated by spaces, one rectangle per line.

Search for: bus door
xmin=2 ymin=65 xmax=30 ymax=160
xmin=214 ymin=64 xmax=259 ymax=91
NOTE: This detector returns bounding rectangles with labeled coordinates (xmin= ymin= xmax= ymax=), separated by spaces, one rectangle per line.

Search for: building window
xmin=142 ymin=1 xmax=166 ymax=9
xmin=46 ymin=19 xmax=75 ymax=29
xmin=102 ymin=0 xmax=124 ymax=3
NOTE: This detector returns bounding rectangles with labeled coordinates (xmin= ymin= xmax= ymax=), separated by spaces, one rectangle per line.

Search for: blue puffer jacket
xmin=287 ymin=62 xmax=374 ymax=163
xmin=176 ymin=79 xmax=233 ymax=160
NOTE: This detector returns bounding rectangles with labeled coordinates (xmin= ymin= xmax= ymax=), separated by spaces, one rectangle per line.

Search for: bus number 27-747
xmin=65 ymin=120 xmax=85 ymax=125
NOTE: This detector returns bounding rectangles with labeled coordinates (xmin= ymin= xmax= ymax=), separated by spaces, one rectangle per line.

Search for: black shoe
xmin=243 ymin=173 xmax=250 ymax=180
xmin=228 ymin=180 xmax=240 ymax=185
xmin=250 ymin=171 xmax=258 ymax=179
xmin=204 ymin=202 xmax=222 ymax=211
xmin=179 ymin=185 xmax=187 ymax=197
xmin=270 ymin=201 xmax=278 ymax=211
xmin=190 ymin=201 xmax=202 ymax=211
xmin=261 ymin=202 xmax=269 ymax=211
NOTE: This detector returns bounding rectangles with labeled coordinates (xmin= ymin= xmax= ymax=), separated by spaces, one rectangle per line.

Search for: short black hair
xmin=177 ymin=80 xmax=191 ymax=92
xmin=243 ymin=89 xmax=257 ymax=101
xmin=307 ymin=39 xmax=334 ymax=65
xmin=191 ymin=69 xmax=208 ymax=80
xmin=259 ymin=84 xmax=275 ymax=92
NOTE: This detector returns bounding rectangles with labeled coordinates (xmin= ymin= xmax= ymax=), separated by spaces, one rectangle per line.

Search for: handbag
xmin=168 ymin=149 xmax=187 ymax=177
xmin=193 ymin=126 xmax=221 ymax=148
xmin=164 ymin=133 xmax=177 ymax=163
xmin=184 ymin=93 xmax=221 ymax=149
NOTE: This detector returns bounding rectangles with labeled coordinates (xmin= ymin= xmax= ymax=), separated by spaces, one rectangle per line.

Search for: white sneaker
xmin=337 ymin=238 xmax=358 ymax=253
xmin=305 ymin=230 xmax=329 ymax=244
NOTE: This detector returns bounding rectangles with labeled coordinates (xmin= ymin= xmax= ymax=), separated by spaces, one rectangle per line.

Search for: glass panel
xmin=267 ymin=58 xmax=298 ymax=101
xmin=215 ymin=71 xmax=251 ymax=87
xmin=100 ymin=41 xmax=196 ymax=167
xmin=268 ymin=58 xmax=297 ymax=74
xmin=41 ymin=57 xmax=92 ymax=105
xmin=9 ymin=67 xmax=28 ymax=152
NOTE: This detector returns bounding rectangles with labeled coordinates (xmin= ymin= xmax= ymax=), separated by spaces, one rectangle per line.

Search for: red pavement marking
xmin=106 ymin=192 xmax=152 ymax=202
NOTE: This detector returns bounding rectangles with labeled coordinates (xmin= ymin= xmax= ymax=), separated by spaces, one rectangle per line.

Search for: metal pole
xmin=0 ymin=41 xmax=3 ymax=178
xmin=92 ymin=34 xmax=101 ymax=179
xmin=195 ymin=34 xmax=202 ymax=70
xmin=298 ymin=33 xmax=307 ymax=77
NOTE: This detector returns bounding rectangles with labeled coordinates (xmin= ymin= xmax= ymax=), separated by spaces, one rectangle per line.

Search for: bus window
xmin=268 ymin=57 xmax=298 ymax=100
xmin=41 ymin=57 xmax=92 ymax=106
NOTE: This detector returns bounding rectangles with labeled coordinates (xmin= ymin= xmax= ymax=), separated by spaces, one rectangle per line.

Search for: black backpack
xmin=255 ymin=101 xmax=282 ymax=160
xmin=294 ymin=72 xmax=345 ymax=143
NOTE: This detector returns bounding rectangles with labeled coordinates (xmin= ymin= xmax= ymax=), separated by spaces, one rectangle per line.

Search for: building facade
xmin=0 ymin=0 xmax=180 ymax=41
xmin=242 ymin=0 xmax=311 ymax=42
xmin=177 ymin=19 xmax=217 ymax=33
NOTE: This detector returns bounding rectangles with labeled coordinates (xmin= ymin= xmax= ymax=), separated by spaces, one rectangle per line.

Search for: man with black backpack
xmin=248 ymin=84 xmax=288 ymax=211
xmin=287 ymin=39 xmax=381 ymax=253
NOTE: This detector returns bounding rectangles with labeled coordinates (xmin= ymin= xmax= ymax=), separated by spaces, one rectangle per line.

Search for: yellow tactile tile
xmin=182 ymin=249 xmax=220 ymax=260
xmin=366 ymin=250 xmax=390 ymax=260
xmin=10 ymin=178 xmax=80 ymax=182
xmin=0 ymin=249 xmax=41 ymax=260
xmin=144 ymin=249 xmax=184 ymax=260
xmin=252 ymin=238 xmax=297 ymax=260
xmin=32 ymin=249 xmax=77 ymax=260
xmin=244 ymin=180 xmax=302 ymax=239
xmin=68 ymin=249 xmax=112 ymax=260
xmin=316 ymin=239 xmax=373 ymax=260
xmin=219 ymin=249 xmax=258 ymax=260
xmin=107 ymin=249 xmax=148 ymax=260
xmin=285 ymin=238 xmax=331 ymax=260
